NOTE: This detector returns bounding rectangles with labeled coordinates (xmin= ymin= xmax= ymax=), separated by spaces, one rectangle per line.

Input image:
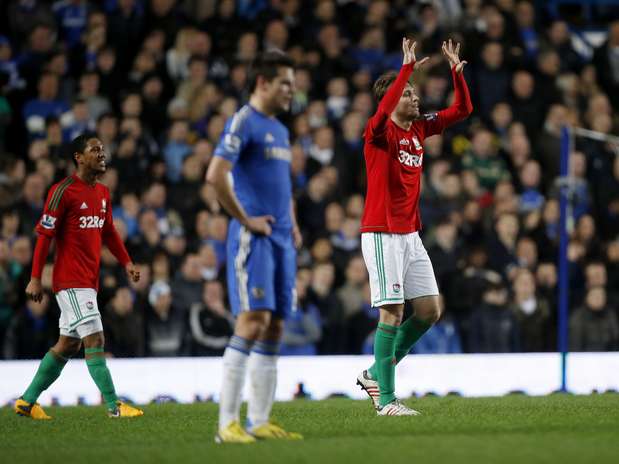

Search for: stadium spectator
xmin=146 ymin=280 xmax=186 ymax=357
xmin=172 ymin=254 xmax=203 ymax=314
xmin=3 ymin=291 xmax=56 ymax=359
xmin=308 ymin=262 xmax=343 ymax=354
xmin=474 ymin=42 xmax=510 ymax=121
xmin=509 ymin=268 xmax=552 ymax=352
xmin=462 ymin=128 xmax=510 ymax=191
xmin=186 ymin=280 xmax=234 ymax=356
xmin=23 ymin=73 xmax=70 ymax=137
xmin=569 ymin=287 xmax=619 ymax=351
xmin=281 ymin=270 xmax=323 ymax=356
xmin=487 ymin=213 xmax=519 ymax=276
xmin=0 ymin=238 xmax=17 ymax=340
xmin=469 ymin=278 xmax=520 ymax=353
xmin=103 ymin=286 xmax=145 ymax=358
xmin=427 ymin=217 xmax=461 ymax=289
xmin=518 ymin=160 xmax=544 ymax=213
xmin=593 ymin=20 xmax=619 ymax=107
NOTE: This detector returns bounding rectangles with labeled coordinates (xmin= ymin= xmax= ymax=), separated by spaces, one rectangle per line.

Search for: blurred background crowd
xmin=1 ymin=0 xmax=619 ymax=359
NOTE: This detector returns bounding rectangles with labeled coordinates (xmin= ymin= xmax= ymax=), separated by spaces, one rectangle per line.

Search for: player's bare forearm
xmin=290 ymin=199 xmax=302 ymax=249
xmin=206 ymin=157 xmax=250 ymax=224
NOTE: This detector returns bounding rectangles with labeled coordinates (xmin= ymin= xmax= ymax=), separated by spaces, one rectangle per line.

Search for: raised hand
xmin=442 ymin=39 xmax=467 ymax=74
xmin=402 ymin=38 xmax=429 ymax=67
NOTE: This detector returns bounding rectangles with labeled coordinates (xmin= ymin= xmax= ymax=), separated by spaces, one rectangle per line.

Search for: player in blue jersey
xmin=207 ymin=50 xmax=303 ymax=444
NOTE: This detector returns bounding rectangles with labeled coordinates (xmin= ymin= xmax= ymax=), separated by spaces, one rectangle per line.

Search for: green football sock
xmin=368 ymin=316 xmax=432 ymax=381
xmin=85 ymin=348 xmax=118 ymax=410
xmin=374 ymin=322 xmax=398 ymax=407
xmin=23 ymin=350 xmax=67 ymax=404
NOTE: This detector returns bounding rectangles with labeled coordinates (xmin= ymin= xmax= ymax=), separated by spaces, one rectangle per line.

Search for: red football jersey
xmin=35 ymin=174 xmax=129 ymax=292
xmin=361 ymin=63 xmax=473 ymax=234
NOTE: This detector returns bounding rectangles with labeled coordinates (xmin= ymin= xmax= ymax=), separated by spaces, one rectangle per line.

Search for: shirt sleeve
xmin=420 ymin=66 xmax=473 ymax=138
xmin=364 ymin=62 xmax=415 ymax=145
xmin=31 ymin=234 xmax=51 ymax=279
xmin=213 ymin=111 xmax=251 ymax=165
xmin=35 ymin=181 xmax=69 ymax=239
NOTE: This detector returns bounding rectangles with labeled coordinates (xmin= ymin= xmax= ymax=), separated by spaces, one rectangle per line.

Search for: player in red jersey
xmin=356 ymin=38 xmax=473 ymax=416
xmin=14 ymin=134 xmax=144 ymax=419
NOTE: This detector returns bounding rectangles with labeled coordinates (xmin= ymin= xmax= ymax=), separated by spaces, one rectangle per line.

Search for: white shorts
xmin=55 ymin=288 xmax=104 ymax=339
xmin=361 ymin=232 xmax=439 ymax=307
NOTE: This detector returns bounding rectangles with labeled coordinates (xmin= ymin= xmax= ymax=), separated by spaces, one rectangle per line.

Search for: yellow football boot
xmin=215 ymin=421 xmax=257 ymax=444
xmin=107 ymin=401 xmax=144 ymax=418
xmin=14 ymin=398 xmax=52 ymax=420
xmin=250 ymin=422 xmax=303 ymax=440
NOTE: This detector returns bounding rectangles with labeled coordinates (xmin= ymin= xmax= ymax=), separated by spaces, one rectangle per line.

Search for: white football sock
xmin=218 ymin=336 xmax=252 ymax=429
xmin=247 ymin=341 xmax=279 ymax=429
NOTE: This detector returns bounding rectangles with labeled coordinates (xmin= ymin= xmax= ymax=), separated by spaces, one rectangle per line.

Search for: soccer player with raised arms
xmin=356 ymin=38 xmax=473 ymax=415
xmin=15 ymin=134 xmax=144 ymax=419
xmin=207 ymin=50 xmax=302 ymax=443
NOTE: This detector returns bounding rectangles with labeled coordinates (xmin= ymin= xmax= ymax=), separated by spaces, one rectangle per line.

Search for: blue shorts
xmin=226 ymin=220 xmax=296 ymax=318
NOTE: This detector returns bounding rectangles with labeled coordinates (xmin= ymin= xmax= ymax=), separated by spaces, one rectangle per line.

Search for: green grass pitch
xmin=1 ymin=394 xmax=618 ymax=464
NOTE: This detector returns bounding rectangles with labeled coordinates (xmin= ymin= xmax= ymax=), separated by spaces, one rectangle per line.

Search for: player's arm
xmin=207 ymin=120 xmax=274 ymax=236
xmin=290 ymin=199 xmax=302 ymax=249
xmin=102 ymin=195 xmax=139 ymax=283
xmin=27 ymin=183 xmax=66 ymax=302
xmin=27 ymin=235 xmax=52 ymax=302
xmin=423 ymin=40 xmax=473 ymax=136
xmin=366 ymin=38 xmax=429 ymax=142
xmin=206 ymin=157 xmax=274 ymax=235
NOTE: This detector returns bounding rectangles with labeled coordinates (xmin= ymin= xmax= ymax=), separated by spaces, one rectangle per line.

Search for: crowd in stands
xmin=1 ymin=0 xmax=618 ymax=359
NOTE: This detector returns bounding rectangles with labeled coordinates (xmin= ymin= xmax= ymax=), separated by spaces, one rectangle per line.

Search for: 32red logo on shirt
xmin=398 ymin=150 xmax=423 ymax=168
xmin=79 ymin=216 xmax=105 ymax=229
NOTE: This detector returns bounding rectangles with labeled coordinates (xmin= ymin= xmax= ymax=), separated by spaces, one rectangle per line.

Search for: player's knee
xmin=82 ymin=331 xmax=105 ymax=349
xmin=53 ymin=338 xmax=81 ymax=358
xmin=379 ymin=304 xmax=404 ymax=326
xmin=414 ymin=297 xmax=442 ymax=324
xmin=427 ymin=303 xmax=442 ymax=324
xmin=236 ymin=311 xmax=271 ymax=340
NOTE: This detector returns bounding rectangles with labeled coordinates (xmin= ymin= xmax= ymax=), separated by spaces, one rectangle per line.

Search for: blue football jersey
xmin=214 ymin=104 xmax=292 ymax=232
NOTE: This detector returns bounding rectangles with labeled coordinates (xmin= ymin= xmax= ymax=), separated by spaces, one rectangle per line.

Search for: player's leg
xmin=15 ymin=335 xmax=81 ymax=419
xmin=374 ymin=303 xmax=403 ymax=406
xmin=395 ymin=232 xmax=441 ymax=359
xmin=64 ymin=288 xmax=141 ymax=417
xmin=401 ymin=295 xmax=441 ymax=351
xmin=217 ymin=225 xmax=274 ymax=443
xmin=219 ymin=309 xmax=271 ymax=437
xmin=368 ymin=232 xmax=440 ymax=371
xmin=82 ymin=330 xmax=117 ymax=411
xmin=81 ymin=328 xmax=143 ymax=417
xmin=246 ymin=241 xmax=301 ymax=440
xmin=358 ymin=233 xmax=404 ymax=409
xmin=246 ymin=316 xmax=282 ymax=430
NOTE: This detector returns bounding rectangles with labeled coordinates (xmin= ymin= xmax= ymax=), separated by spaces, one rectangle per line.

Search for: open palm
xmin=402 ymin=38 xmax=429 ymax=67
xmin=442 ymin=39 xmax=467 ymax=74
